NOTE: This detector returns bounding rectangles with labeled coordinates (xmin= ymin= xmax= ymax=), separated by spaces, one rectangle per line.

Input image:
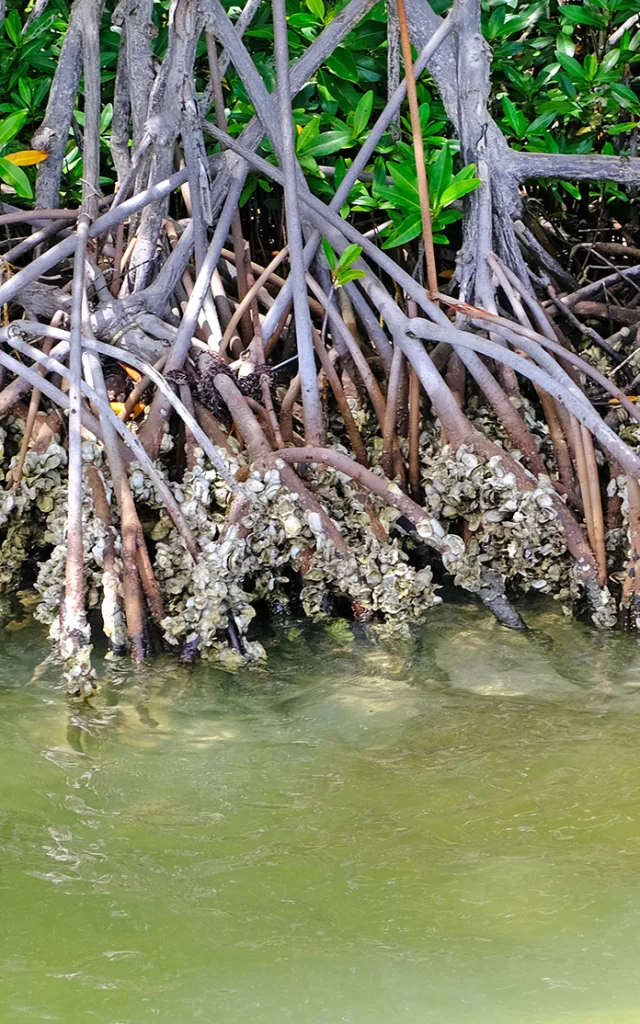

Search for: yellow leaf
xmin=3 ymin=149 xmax=49 ymax=166
xmin=118 ymin=361 xmax=142 ymax=382
xmin=109 ymin=400 xmax=146 ymax=420
xmin=576 ymin=126 xmax=593 ymax=137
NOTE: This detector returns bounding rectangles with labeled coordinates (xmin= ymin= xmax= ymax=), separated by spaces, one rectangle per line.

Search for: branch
xmin=12 ymin=319 xmax=239 ymax=490
xmin=4 ymin=331 xmax=199 ymax=560
xmin=510 ymin=150 xmax=640 ymax=185
xmin=138 ymin=163 xmax=247 ymax=457
xmin=31 ymin=0 xmax=90 ymax=207
xmin=406 ymin=317 xmax=640 ymax=479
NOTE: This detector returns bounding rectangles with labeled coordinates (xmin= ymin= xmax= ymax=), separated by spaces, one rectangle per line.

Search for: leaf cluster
xmin=0 ymin=0 xmax=637 ymax=228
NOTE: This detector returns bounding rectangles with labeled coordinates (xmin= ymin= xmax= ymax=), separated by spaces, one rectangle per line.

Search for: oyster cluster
xmin=0 ymin=436 xmax=68 ymax=594
xmin=150 ymin=452 xmax=266 ymax=667
xmin=150 ymin=444 xmax=440 ymax=662
xmin=297 ymin=459 xmax=439 ymax=625
xmin=419 ymin=444 xmax=573 ymax=600
xmin=33 ymin=441 xmax=124 ymax=648
xmin=0 ymin=398 xmax=633 ymax=670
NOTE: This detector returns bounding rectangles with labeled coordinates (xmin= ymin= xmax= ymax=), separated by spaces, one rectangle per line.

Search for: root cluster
xmin=1 ymin=0 xmax=640 ymax=692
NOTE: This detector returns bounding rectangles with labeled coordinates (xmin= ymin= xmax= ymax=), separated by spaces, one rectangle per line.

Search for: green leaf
xmin=558 ymin=72 xmax=578 ymax=99
xmin=333 ymin=155 xmax=347 ymax=189
xmin=382 ymin=212 xmax=422 ymax=249
xmin=560 ymin=5 xmax=604 ymax=26
xmin=556 ymin=52 xmax=587 ymax=82
xmin=100 ymin=103 xmax=114 ymax=133
xmin=296 ymin=116 xmax=320 ymax=154
xmin=375 ymin=182 xmax=421 ymax=212
xmin=303 ymin=129 xmax=353 ymax=158
xmin=418 ymin=101 xmax=431 ymax=128
xmin=538 ymin=62 xmax=561 ymax=87
xmin=561 ymin=180 xmax=582 ymax=200
xmin=388 ymin=161 xmax=419 ymax=195
xmin=288 ymin=13 xmax=318 ymax=28
xmin=322 ymin=238 xmax=336 ymax=271
xmin=317 ymin=81 xmax=338 ymax=114
xmin=428 ymin=144 xmax=452 ymax=209
xmin=607 ymin=121 xmax=638 ymax=135
xmin=439 ymin=175 xmax=481 ymax=207
xmin=306 ymin=0 xmax=324 ymax=16
xmin=335 ymin=268 xmax=366 ymax=286
xmin=486 ymin=5 xmax=506 ymax=40
xmin=353 ymin=90 xmax=373 ymax=137
xmin=501 ymin=1 xmax=547 ymax=36
xmin=337 ymin=243 xmax=363 ymax=270
xmin=0 ymin=109 xmax=27 ymax=149
xmin=17 ymin=79 xmax=31 ymax=106
xmin=609 ymin=83 xmax=640 ymax=111
xmin=501 ymin=96 xmax=527 ymax=138
xmin=326 ymin=48 xmax=359 ymax=83
xmin=340 ymin=22 xmax=386 ymax=49
xmin=4 ymin=10 xmax=22 ymax=46
xmin=555 ymin=32 xmax=575 ymax=58
xmin=599 ymin=49 xmax=620 ymax=74
xmin=0 ymin=156 xmax=32 ymax=198
xmin=583 ymin=53 xmax=599 ymax=81
xmin=526 ymin=111 xmax=557 ymax=135
xmin=298 ymin=154 xmax=320 ymax=174
xmin=373 ymin=156 xmax=386 ymax=194
xmin=433 ymin=208 xmax=463 ymax=229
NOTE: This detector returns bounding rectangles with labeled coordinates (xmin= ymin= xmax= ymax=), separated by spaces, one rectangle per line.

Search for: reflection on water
xmin=2 ymin=597 xmax=640 ymax=1022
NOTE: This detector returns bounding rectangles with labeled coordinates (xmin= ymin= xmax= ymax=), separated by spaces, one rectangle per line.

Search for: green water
xmin=2 ymin=601 xmax=640 ymax=1023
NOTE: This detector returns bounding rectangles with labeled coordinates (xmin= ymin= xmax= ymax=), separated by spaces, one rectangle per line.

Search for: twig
xmin=514 ymin=221 xmax=579 ymax=292
xmin=3 ymin=331 xmax=200 ymax=559
xmin=14 ymin=320 xmax=238 ymax=490
xmin=561 ymin=263 xmax=640 ymax=309
xmin=206 ymin=30 xmax=253 ymax=345
xmin=305 ymin=272 xmax=387 ymax=431
xmin=120 ymin=353 xmax=167 ymax=422
xmin=83 ymin=342 xmax=148 ymax=661
xmin=546 ymin=287 xmax=620 ymax=362
xmin=312 ymin=327 xmax=369 ymax=467
xmin=581 ymin=423 xmax=607 ymax=587
xmin=221 ymin=247 xmax=289 ymax=353
xmin=405 ymin=317 xmax=640 ymax=478
xmin=247 ymin=11 xmax=456 ymax=346
xmin=607 ymin=11 xmax=640 ymax=49
xmin=395 ymin=0 xmax=438 ymax=297
xmin=270 ymin=0 xmax=325 ymax=444
xmin=11 ymin=314 xmax=62 ymax=486
xmin=382 ymin=345 xmax=404 ymax=477
xmin=138 ymin=165 xmax=247 ymax=458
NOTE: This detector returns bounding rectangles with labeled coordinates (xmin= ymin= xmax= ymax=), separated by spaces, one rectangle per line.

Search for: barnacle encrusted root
xmin=0 ymin=417 xmax=631 ymax=674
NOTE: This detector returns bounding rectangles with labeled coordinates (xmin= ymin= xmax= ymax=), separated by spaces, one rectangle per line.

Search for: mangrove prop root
xmin=1 ymin=0 xmax=640 ymax=675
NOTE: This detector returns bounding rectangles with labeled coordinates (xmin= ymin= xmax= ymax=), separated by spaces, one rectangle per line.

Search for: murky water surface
xmin=2 ymin=599 xmax=640 ymax=1023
